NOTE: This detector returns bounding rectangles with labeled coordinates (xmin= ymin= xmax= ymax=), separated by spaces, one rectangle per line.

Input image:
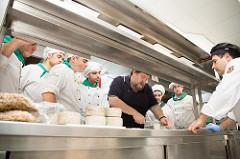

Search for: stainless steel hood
xmin=6 ymin=0 xmax=218 ymax=92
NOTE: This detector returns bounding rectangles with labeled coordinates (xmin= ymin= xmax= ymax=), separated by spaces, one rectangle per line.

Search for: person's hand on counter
xmin=206 ymin=123 xmax=222 ymax=132
xmin=133 ymin=111 xmax=146 ymax=125
xmin=160 ymin=117 xmax=174 ymax=129
xmin=188 ymin=113 xmax=208 ymax=133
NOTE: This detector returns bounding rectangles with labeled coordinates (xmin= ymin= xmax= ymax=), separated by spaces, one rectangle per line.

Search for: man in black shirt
xmin=108 ymin=69 xmax=173 ymax=128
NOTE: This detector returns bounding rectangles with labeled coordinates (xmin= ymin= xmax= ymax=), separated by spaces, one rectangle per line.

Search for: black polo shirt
xmin=108 ymin=75 xmax=158 ymax=128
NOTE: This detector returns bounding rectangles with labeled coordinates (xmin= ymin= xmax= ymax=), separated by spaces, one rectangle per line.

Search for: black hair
xmin=130 ymin=69 xmax=150 ymax=76
xmin=210 ymin=43 xmax=240 ymax=59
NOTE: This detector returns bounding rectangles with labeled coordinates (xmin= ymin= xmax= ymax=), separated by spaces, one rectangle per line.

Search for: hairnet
xmin=210 ymin=43 xmax=240 ymax=58
xmin=83 ymin=61 xmax=102 ymax=77
xmin=43 ymin=47 xmax=64 ymax=60
xmin=169 ymin=82 xmax=183 ymax=90
xmin=152 ymin=85 xmax=165 ymax=95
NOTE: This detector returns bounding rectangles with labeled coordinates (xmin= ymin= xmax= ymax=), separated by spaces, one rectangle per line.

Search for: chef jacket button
xmin=98 ymin=96 xmax=99 ymax=97
xmin=88 ymin=94 xmax=90 ymax=96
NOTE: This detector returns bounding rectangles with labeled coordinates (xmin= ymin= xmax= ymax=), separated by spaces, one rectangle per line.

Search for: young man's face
xmin=173 ymin=84 xmax=183 ymax=95
xmin=74 ymin=57 xmax=88 ymax=72
xmin=131 ymin=71 xmax=150 ymax=91
xmin=20 ymin=43 xmax=37 ymax=57
xmin=87 ymin=69 xmax=101 ymax=84
xmin=48 ymin=52 xmax=65 ymax=66
xmin=211 ymin=54 xmax=228 ymax=76
xmin=153 ymin=90 xmax=163 ymax=103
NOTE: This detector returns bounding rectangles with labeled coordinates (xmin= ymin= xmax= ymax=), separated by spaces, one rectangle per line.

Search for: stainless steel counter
xmin=0 ymin=121 xmax=239 ymax=159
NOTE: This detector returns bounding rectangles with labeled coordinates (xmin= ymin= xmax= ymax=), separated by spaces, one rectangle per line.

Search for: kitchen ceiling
xmin=129 ymin=0 xmax=240 ymax=53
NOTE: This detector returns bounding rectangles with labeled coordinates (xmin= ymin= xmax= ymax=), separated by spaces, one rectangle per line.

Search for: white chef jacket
xmin=41 ymin=64 xmax=81 ymax=112
xmin=19 ymin=64 xmax=48 ymax=103
xmin=201 ymin=57 xmax=240 ymax=124
xmin=79 ymin=82 xmax=104 ymax=122
xmin=167 ymin=95 xmax=196 ymax=129
xmin=0 ymin=53 xmax=22 ymax=93
xmin=146 ymin=104 xmax=174 ymax=124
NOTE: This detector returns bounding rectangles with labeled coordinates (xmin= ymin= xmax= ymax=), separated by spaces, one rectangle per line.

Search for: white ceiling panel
xmin=129 ymin=0 xmax=240 ymax=51
xmin=190 ymin=0 xmax=240 ymax=28
xmin=207 ymin=14 xmax=240 ymax=40
xmin=173 ymin=0 xmax=211 ymax=12
xmin=173 ymin=15 xmax=205 ymax=33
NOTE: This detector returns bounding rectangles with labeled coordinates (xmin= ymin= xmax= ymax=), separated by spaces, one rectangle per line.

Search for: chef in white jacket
xmin=79 ymin=61 xmax=104 ymax=122
xmin=19 ymin=47 xmax=65 ymax=102
xmin=41 ymin=53 xmax=88 ymax=112
xmin=189 ymin=43 xmax=240 ymax=133
xmin=0 ymin=35 xmax=37 ymax=93
xmin=167 ymin=83 xmax=196 ymax=129
xmin=145 ymin=84 xmax=174 ymax=128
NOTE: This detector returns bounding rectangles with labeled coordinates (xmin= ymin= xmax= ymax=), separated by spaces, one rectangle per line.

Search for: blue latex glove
xmin=206 ymin=123 xmax=222 ymax=132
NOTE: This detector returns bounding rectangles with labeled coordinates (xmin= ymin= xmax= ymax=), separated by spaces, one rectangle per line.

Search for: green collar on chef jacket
xmin=172 ymin=92 xmax=187 ymax=101
xmin=36 ymin=63 xmax=49 ymax=77
xmin=62 ymin=60 xmax=73 ymax=70
xmin=82 ymin=78 xmax=98 ymax=88
xmin=160 ymin=101 xmax=165 ymax=108
xmin=3 ymin=35 xmax=25 ymax=66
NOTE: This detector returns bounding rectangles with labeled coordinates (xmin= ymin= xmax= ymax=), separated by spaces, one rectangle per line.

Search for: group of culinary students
xmin=1 ymin=35 xmax=240 ymax=132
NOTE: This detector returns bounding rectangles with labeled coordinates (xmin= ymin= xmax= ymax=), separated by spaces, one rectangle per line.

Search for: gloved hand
xmin=206 ymin=123 xmax=222 ymax=132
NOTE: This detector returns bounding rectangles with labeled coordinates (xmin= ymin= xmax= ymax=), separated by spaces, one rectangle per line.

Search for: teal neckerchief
xmin=36 ymin=63 xmax=49 ymax=77
xmin=62 ymin=60 xmax=73 ymax=70
xmin=172 ymin=92 xmax=187 ymax=101
xmin=3 ymin=35 xmax=25 ymax=66
xmin=82 ymin=78 xmax=98 ymax=88
xmin=160 ymin=101 xmax=165 ymax=108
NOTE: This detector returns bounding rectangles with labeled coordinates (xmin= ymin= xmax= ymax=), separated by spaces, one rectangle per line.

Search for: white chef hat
xmin=43 ymin=47 xmax=65 ymax=60
xmin=152 ymin=84 xmax=165 ymax=95
xmin=83 ymin=61 xmax=102 ymax=77
xmin=169 ymin=82 xmax=183 ymax=90
xmin=65 ymin=53 xmax=74 ymax=60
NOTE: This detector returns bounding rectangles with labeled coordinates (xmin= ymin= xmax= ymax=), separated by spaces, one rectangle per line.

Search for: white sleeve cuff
xmin=201 ymin=103 xmax=225 ymax=120
xmin=0 ymin=53 xmax=10 ymax=68
xmin=227 ymin=111 xmax=236 ymax=121
xmin=41 ymin=85 xmax=59 ymax=97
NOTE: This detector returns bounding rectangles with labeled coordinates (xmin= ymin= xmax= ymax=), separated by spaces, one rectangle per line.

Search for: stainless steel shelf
xmin=0 ymin=121 xmax=239 ymax=159
xmin=6 ymin=0 xmax=218 ymax=92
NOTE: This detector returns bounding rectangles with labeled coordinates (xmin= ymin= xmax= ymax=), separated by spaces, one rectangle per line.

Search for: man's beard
xmin=134 ymin=83 xmax=144 ymax=91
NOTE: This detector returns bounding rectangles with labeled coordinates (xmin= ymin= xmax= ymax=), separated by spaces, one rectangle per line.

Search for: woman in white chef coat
xmin=189 ymin=43 xmax=240 ymax=133
xmin=145 ymin=84 xmax=174 ymax=128
xmin=41 ymin=53 xmax=88 ymax=112
xmin=79 ymin=61 xmax=104 ymax=123
xmin=19 ymin=47 xmax=65 ymax=102
xmin=167 ymin=83 xmax=196 ymax=129
xmin=0 ymin=35 xmax=37 ymax=93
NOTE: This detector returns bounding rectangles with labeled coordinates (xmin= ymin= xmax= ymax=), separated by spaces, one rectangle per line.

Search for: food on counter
xmin=105 ymin=108 xmax=122 ymax=117
xmin=85 ymin=106 xmax=105 ymax=116
xmin=57 ymin=111 xmax=81 ymax=125
xmin=85 ymin=116 xmax=106 ymax=126
xmin=106 ymin=117 xmax=123 ymax=127
xmin=0 ymin=110 xmax=38 ymax=123
xmin=153 ymin=123 xmax=168 ymax=130
xmin=0 ymin=93 xmax=38 ymax=112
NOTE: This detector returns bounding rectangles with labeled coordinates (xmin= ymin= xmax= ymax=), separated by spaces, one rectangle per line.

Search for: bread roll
xmin=106 ymin=117 xmax=123 ymax=127
xmin=85 ymin=116 xmax=106 ymax=126
xmin=57 ymin=111 xmax=81 ymax=125
xmin=85 ymin=106 xmax=105 ymax=116
xmin=0 ymin=93 xmax=38 ymax=112
xmin=0 ymin=110 xmax=38 ymax=123
xmin=105 ymin=108 xmax=122 ymax=117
